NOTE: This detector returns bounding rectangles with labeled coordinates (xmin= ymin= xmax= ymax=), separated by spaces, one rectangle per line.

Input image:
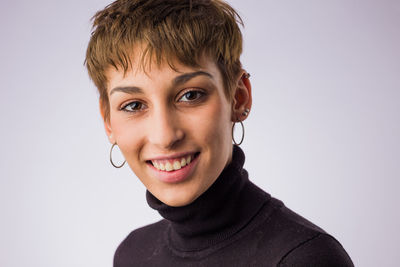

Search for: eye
xmin=178 ymin=90 xmax=205 ymax=102
xmin=121 ymin=101 xmax=145 ymax=112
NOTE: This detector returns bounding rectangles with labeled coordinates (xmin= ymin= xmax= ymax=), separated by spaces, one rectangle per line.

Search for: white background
xmin=1 ymin=0 xmax=399 ymax=266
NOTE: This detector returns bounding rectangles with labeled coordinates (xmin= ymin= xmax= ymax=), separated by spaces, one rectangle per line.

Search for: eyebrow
xmin=110 ymin=86 xmax=143 ymax=95
xmin=109 ymin=71 xmax=213 ymax=96
xmin=172 ymin=71 xmax=213 ymax=86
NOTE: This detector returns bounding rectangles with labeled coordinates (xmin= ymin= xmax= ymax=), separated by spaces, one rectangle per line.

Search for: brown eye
xmin=122 ymin=101 xmax=144 ymax=112
xmin=179 ymin=90 xmax=204 ymax=102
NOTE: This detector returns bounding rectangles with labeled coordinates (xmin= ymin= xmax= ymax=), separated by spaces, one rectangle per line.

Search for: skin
xmin=101 ymin=53 xmax=252 ymax=207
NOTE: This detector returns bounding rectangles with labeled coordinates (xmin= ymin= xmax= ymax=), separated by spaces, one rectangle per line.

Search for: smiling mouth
xmin=147 ymin=152 xmax=200 ymax=172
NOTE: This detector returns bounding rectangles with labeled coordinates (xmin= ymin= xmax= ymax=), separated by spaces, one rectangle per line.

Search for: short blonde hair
xmin=85 ymin=0 xmax=243 ymax=121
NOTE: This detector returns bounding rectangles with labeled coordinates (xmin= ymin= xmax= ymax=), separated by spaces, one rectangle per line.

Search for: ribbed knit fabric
xmin=114 ymin=146 xmax=354 ymax=266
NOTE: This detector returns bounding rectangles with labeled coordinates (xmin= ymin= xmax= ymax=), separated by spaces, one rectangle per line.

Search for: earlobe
xmin=104 ymin=120 xmax=116 ymax=144
xmin=231 ymin=71 xmax=252 ymax=122
xmin=99 ymin=100 xmax=115 ymax=144
xmin=104 ymin=123 xmax=115 ymax=144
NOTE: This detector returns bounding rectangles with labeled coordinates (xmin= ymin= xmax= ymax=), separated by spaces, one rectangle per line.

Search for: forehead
xmin=105 ymin=52 xmax=222 ymax=91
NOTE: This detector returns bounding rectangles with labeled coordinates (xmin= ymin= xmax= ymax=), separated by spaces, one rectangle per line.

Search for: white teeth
xmin=173 ymin=161 xmax=181 ymax=170
xmin=153 ymin=161 xmax=159 ymax=169
xmin=159 ymin=162 xmax=165 ymax=171
xmin=151 ymin=154 xmax=195 ymax=171
xmin=165 ymin=162 xmax=173 ymax=171
xmin=180 ymin=157 xmax=186 ymax=167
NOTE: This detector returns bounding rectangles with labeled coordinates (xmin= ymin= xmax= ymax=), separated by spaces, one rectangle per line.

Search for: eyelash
xmin=177 ymin=89 xmax=206 ymax=102
xmin=120 ymin=101 xmax=145 ymax=113
xmin=120 ymin=89 xmax=206 ymax=113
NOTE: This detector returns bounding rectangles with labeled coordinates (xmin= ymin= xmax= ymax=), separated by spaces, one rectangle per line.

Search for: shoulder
xmin=278 ymin=233 xmax=354 ymax=267
xmin=251 ymin=198 xmax=353 ymax=266
xmin=113 ymin=219 xmax=169 ymax=267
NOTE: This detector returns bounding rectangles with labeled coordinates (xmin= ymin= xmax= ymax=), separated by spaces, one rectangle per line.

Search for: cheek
xmin=190 ymin=97 xmax=232 ymax=144
xmin=110 ymin=117 xmax=142 ymax=158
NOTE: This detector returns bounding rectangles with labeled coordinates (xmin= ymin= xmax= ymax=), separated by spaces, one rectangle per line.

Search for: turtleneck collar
xmin=146 ymin=145 xmax=270 ymax=252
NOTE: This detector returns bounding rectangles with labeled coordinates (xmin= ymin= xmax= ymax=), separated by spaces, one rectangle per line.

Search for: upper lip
xmin=145 ymin=151 xmax=198 ymax=161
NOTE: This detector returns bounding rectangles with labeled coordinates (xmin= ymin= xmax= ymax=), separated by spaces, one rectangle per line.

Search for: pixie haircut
xmin=85 ymin=0 xmax=243 ymax=121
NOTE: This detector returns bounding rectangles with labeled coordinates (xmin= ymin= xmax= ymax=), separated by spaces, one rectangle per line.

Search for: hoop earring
xmin=232 ymin=120 xmax=245 ymax=145
xmin=110 ymin=143 xmax=126 ymax=168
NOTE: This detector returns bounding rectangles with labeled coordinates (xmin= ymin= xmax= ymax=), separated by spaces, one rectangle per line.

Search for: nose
xmin=147 ymin=107 xmax=184 ymax=149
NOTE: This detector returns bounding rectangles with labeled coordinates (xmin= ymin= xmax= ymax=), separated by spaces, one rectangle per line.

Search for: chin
xmin=153 ymin=185 xmax=203 ymax=207
xmin=162 ymin=197 xmax=194 ymax=207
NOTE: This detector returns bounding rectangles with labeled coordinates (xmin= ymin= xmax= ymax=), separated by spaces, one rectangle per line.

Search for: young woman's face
xmin=104 ymin=56 xmax=236 ymax=207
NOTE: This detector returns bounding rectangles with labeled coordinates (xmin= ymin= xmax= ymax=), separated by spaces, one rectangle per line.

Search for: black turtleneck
xmin=114 ymin=146 xmax=353 ymax=267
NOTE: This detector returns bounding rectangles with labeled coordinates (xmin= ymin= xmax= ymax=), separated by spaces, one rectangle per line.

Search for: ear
xmin=99 ymin=100 xmax=116 ymax=144
xmin=231 ymin=70 xmax=252 ymax=122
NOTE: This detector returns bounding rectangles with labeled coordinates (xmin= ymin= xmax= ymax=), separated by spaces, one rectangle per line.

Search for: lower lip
xmin=148 ymin=155 xmax=199 ymax=183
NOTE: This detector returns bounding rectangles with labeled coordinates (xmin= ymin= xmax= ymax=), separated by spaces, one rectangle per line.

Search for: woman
xmin=85 ymin=0 xmax=354 ymax=266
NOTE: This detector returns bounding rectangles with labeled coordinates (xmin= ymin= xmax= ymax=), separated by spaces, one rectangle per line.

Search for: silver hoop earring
xmin=110 ymin=143 xmax=126 ymax=168
xmin=232 ymin=120 xmax=245 ymax=145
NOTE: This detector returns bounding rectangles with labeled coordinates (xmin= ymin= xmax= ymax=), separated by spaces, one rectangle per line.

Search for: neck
xmin=146 ymin=145 xmax=270 ymax=251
